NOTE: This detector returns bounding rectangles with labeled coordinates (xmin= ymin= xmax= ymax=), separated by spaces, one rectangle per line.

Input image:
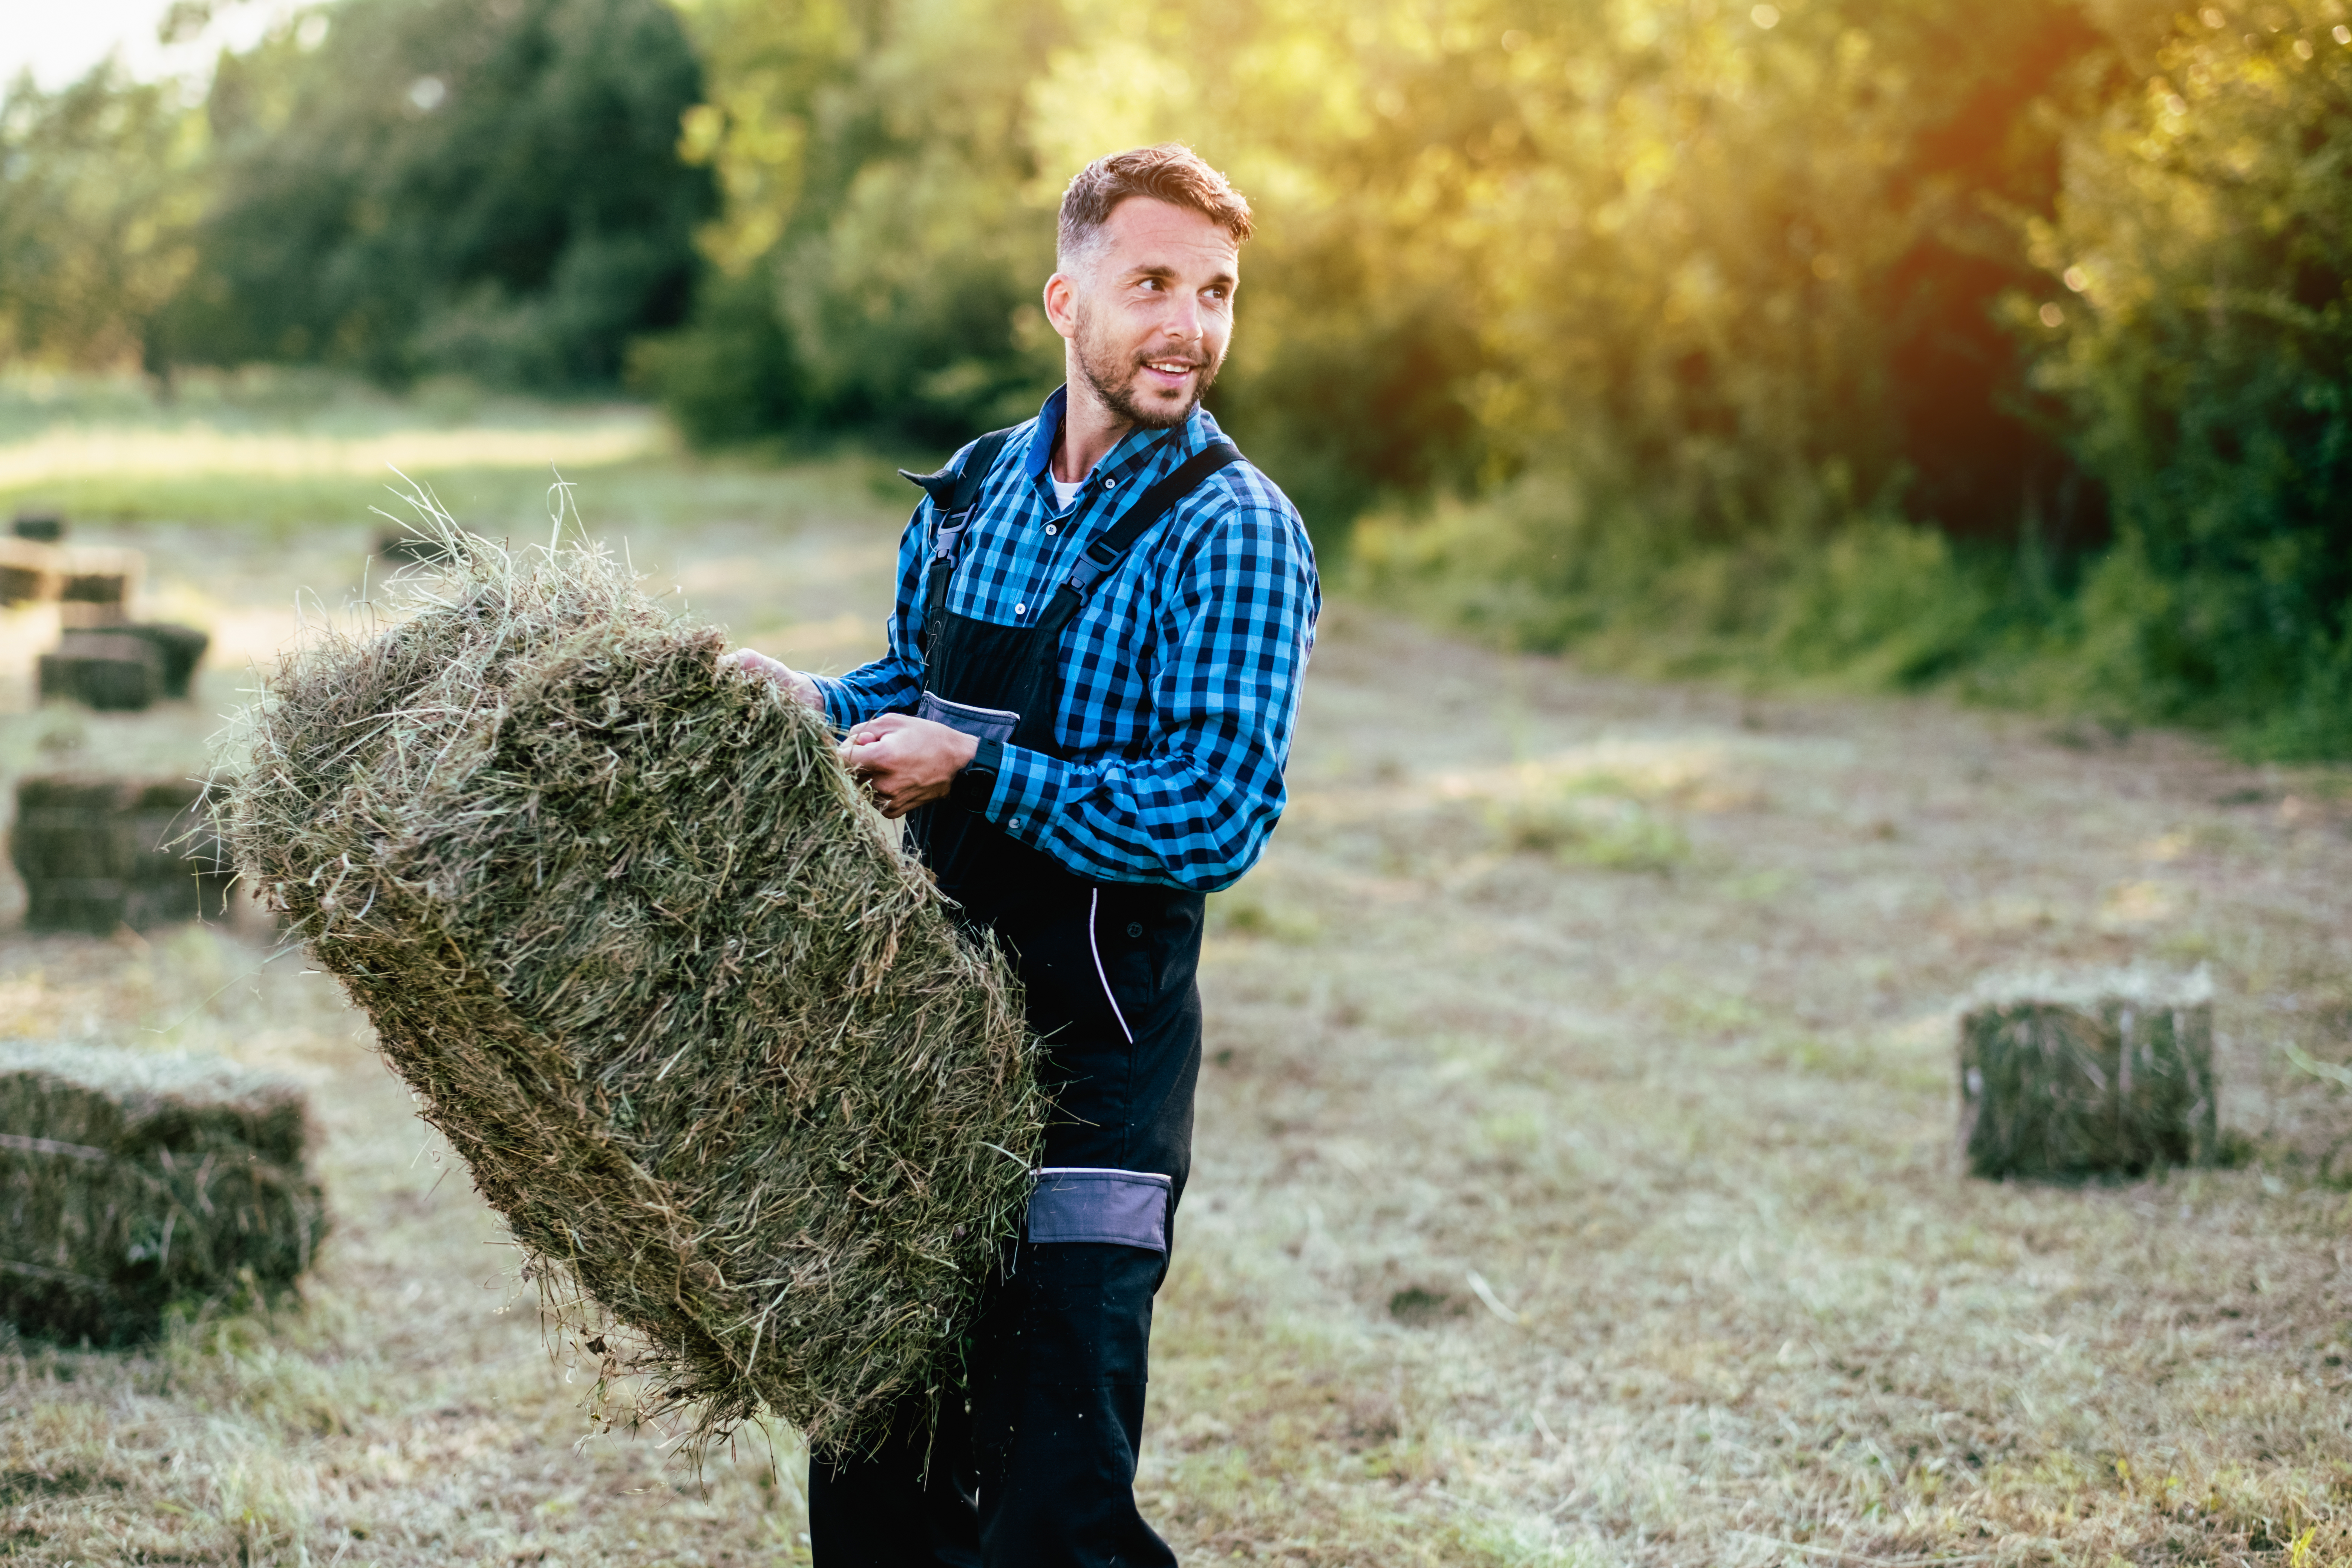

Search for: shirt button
xmin=1105 ymin=477 xmax=1118 ymax=488
xmin=1009 ymin=817 xmax=1023 ymax=829
xmin=1044 ymin=524 xmax=1057 ymax=535
xmin=1126 ymin=922 xmax=1144 ymax=939
xmin=1015 ymin=602 xmax=1026 ymax=617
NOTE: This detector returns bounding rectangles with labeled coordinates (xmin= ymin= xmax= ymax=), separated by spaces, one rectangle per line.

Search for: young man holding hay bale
xmin=730 ymin=144 xmax=1318 ymax=1566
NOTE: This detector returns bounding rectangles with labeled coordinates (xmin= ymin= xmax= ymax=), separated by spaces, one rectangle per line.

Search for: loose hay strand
xmin=222 ymin=484 xmax=1044 ymax=1457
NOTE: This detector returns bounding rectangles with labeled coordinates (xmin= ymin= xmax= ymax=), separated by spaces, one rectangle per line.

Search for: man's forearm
xmin=983 ymin=740 xmax=1286 ymax=892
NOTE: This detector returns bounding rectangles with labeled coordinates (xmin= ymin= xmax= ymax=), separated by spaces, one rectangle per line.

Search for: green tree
xmin=637 ymin=0 xmax=1067 ymax=444
xmin=0 ymin=64 xmax=207 ymax=371
xmin=654 ymin=0 xmax=2109 ymax=546
xmin=164 ymin=0 xmax=714 ymax=388
xmin=2029 ymin=0 xmax=2352 ymax=749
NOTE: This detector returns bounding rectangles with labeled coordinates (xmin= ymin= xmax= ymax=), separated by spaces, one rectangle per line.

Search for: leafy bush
xmin=2028 ymin=1 xmax=2352 ymax=753
xmin=1351 ymin=462 xmax=2008 ymax=692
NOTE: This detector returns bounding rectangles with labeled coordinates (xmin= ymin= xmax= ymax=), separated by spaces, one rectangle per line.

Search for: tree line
xmin=2 ymin=0 xmax=2346 ymax=752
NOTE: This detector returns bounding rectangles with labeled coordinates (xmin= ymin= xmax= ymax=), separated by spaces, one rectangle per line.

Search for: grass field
xmin=2 ymin=377 xmax=2349 ymax=1566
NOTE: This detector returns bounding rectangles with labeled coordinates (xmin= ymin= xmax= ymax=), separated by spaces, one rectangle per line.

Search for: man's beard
xmin=1072 ymin=308 xmax=1221 ymax=430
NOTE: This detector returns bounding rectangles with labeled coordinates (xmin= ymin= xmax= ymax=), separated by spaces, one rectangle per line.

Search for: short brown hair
xmin=1057 ymin=144 xmax=1254 ymax=273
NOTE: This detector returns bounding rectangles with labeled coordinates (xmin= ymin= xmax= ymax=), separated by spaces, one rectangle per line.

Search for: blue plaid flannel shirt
xmin=813 ymin=388 xmax=1320 ymax=892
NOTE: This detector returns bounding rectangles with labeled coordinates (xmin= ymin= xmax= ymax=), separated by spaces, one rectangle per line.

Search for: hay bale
xmin=0 ymin=1041 xmax=325 ymax=1344
xmin=12 ymin=774 xmax=237 ymax=933
xmin=53 ymin=545 xmax=144 ymax=629
xmin=58 ymin=573 xmax=129 ymax=619
xmin=37 ymin=631 xmax=158 ymax=712
xmin=118 ymin=623 xmax=209 ymax=699
xmin=222 ymin=516 xmax=1042 ymax=1454
xmin=37 ymin=625 xmax=208 ymax=704
xmin=0 ymin=536 xmax=62 ymax=607
xmin=11 ymin=512 xmax=64 ymax=543
xmin=1958 ymin=969 xmax=2218 ymax=1180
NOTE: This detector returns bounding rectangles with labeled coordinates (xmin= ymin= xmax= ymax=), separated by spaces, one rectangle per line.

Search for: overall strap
xmin=1031 ymin=441 xmax=1242 ymax=640
xmin=901 ymin=427 xmax=1017 ymax=659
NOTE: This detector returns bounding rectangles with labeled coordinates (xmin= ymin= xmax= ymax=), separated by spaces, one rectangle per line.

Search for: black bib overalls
xmin=808 ymin=434 xmax=1239 ymax=1568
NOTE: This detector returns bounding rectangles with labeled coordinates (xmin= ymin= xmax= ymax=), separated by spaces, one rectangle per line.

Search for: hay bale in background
xmin=1959 ymin=969 xmax=2217 ymax=1180
xmin=58 ymin=573 xmax=130 ymax=623
xmin=0 ymin=536 xmax=61 ymax=607
xmin=54 ymin=545 xmax=144 ymax=629
xmin=36 ymin=626 xmax=208 ymax=707
xmin=0 ymin=540 xmax=142 ymax=617
xmin=0 ymin=1042 xmax=325 ymax=1345
xmin=224 ymin=515 xmax=1042 ymax=1455
xmin=12 ymin=775 xmax=236 ymax=933
xmin=38 ymin=632 xmax=159 ymax=712
xmin=118 ymin=623 xmax=209 ymax=700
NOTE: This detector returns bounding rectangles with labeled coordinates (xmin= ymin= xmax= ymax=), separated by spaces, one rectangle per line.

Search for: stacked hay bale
xmin=38 ymin=630 xmax=161 ymax=711
xmin=1958 ymin=969 xmax=2217 ymax=1180
xmin=37 ymin=624 xmax=209 ymax=709
xmin=0 ymin=537 xmax=143 ymax=622
xmin=0 ymin=535 xmax=61 ymax=608
xmin=0 ymin=1042 xmax=326 ymax=1344
xmin=57 ymin=565 xmax=135 ymax=626
xmin=223 ymin=520 xmax=1042 ymax=1455
xmin=122 ymin=624 xmax=209 ymax=700
xmin=12 ymin=775 xmax=236 ymax=933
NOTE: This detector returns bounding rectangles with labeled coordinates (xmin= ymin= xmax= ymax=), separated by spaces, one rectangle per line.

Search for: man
xmin=726 ymin=143 xmax=1318 ymax=1566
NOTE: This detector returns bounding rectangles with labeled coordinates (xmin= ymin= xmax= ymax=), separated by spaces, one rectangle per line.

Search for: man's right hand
xmin=720 ymin=647 xmax=822 ymax=712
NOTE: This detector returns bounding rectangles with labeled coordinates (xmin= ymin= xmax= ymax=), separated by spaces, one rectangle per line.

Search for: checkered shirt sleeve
xmin=813 ymin=403 xmax=1320 ymax=892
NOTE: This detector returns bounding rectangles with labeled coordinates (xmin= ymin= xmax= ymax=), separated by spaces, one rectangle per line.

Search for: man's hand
xmin=720 ymin=647 xmax=822 ymax=711
xmin=841 ymin=714 xmax=980 ymax=819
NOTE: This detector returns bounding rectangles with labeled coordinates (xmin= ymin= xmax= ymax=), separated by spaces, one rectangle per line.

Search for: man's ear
xmin=1043 ymin=272 xmax=1080 ymax=342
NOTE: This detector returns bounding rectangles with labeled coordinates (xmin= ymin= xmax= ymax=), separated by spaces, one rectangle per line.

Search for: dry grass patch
xmin=1139 ymin=610 xmax=2352 ymax=1565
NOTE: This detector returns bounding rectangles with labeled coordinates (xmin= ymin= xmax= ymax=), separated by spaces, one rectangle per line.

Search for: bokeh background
xmin=6 ymin=0 xmax=2350 ymax=755
xmin=5 ymin=6 xmax=2352 ymax=1567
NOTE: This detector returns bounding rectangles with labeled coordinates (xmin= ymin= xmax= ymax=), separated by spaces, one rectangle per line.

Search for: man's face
xmin=1047 ymin=197 xmax=1240 ymax=430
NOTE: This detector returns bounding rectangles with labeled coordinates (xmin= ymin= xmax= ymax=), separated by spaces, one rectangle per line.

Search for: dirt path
xmin=1 ymin=510 xmax=2348 ymax=1565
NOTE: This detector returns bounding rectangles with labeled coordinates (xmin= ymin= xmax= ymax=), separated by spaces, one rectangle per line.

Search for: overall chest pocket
xmin=915 ymin=690 xmax=1020 ymax=743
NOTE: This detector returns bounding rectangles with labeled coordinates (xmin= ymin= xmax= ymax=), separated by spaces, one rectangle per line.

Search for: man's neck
xmin=1052 ymin=377 xmax=1135 ymax=485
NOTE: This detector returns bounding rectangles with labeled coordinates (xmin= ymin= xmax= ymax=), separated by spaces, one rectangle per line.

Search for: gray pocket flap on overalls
xmin=917 ymin=691 xmax=1020 ymax=743
xmin=1026 ymin=1167 xmax=1172 ymax=1252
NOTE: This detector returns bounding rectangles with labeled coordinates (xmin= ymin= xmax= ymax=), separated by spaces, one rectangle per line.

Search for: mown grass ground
xmin=1 ymin=377 xmax=2349 ymax=1565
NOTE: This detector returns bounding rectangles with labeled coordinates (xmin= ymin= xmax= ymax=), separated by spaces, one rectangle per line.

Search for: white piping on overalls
xmin=1088 ymin=887 xmax=1136 ymax=1044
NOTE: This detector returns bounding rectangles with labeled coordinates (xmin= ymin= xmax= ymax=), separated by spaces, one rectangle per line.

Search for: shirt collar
xmin=1022 ymin=385 xmax=1222 ymax=487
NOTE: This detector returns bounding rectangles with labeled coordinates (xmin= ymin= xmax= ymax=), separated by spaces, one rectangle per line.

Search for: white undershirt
xmin=1050 ymin=472 xmax=1084 ymax=511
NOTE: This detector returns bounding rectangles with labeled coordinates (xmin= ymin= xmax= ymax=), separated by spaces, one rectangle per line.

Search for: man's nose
xmin=1162 ymin=295 xmax=1204 ymax=340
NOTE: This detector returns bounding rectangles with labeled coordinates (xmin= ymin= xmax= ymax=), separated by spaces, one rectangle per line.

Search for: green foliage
xmin=0 ymin=66 xmax=207 ymax=371
xmin=637 ymin=0 xmax=1064 ymax=442
xmin=162 ymin=0 xmax=714 ymax=388
xmin=2028 ymin=1 xmax=2352 ymax=754
xmin=624 ymin=268 xmax=802 ymax=444
xmin=658 ymin=0 xmax=2108 ymax=547
xmin=6 ymin=0 xmax=2350 ymax=749
xmin=1350 ymin=467 xmax=2012 ymax=692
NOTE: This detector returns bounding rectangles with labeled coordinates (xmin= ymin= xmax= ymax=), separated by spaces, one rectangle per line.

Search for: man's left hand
xmin=841 ymin=714 xmax=981 ymax=819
